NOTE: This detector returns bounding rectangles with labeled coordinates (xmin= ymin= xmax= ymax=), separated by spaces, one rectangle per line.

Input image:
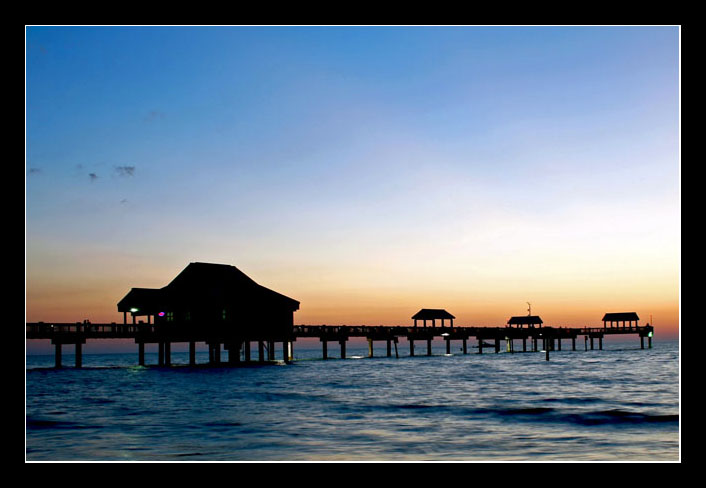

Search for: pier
xmin=26 ymin=321 xmax=654 ymax=368
xmin=25 ymin=262 xmax=655 ymax=368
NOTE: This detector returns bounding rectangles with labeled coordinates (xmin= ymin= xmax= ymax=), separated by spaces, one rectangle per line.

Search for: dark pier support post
xmin=494 ymin=338 xmax=500 ymax=354
xmin=322 ymin=339 xmax=328 ymax=360
xmin=282 ymin=341 xmax=289 ymax=362
xmin=368 ymin=338 xmax=374 ymax=358
xmin=55 ymin=343 xmax=62 ymax=368
xmin=409 ymin=339 xmax=415 ymax=356
xmin=478 ymin=338 xmax=483 ymax=354
xmin=164 ymin=342 xmax=171 ymax=366
xmin=158 ymin=342 xmax=165 ymax=366
xmin=590 ymin=337 xmax=594 ymax=350
xmin=557 ymin=338 xmax=561 ymax=351
xmin=445 ymin=337 xmax=451 ymax=355
xmin=523 ymin=338 xmax=527 ymax=352
xmin=229 ymin=343 xmax=240 ymax=365
xmin=244 ymin=341 xmax=250 ymax=362
xmin=584 ymin=336 xmax=588 ymax=351
xmin=387 ymin=339 xmax=392 ymax=358
xmin=463 ymin=338 xmax=468 ymax=354
xmin=572 ymin=337 xmax=576 ymax=351
xmin=189 ymin=341 xmax=196 ymax=366
xmin=268 ymin=341 xmax=275 ymax=361
xmin=138 ymin=342 xmax=145 ymax=366
xmin=599 ymin=337 xmax=603 ymax=350
xmin=426 ymin=338 xmax=432 ymax=356
xmin=648 ymin=336 xmax=652 ymax=349
xmin=339 ymin=339 xmax=346 ymax=359
xmin=258 ymin=341 xmax=265 ymax=363
xmin=394 ymin=337 xmax=399 ymax=358
xmin=533 ymin=338 xmax=537 ymax=352
xmin=214 ymin=343 xmax=221 ymax=364
xmin=641 ymin=336 xmax=644 ymax=349
xmin=75 ymin=342 xmax=82 ymax=368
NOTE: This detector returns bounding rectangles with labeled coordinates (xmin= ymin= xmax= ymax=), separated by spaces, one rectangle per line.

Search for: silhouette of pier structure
xmin=25 ymin=262 xmax=655 ymax=368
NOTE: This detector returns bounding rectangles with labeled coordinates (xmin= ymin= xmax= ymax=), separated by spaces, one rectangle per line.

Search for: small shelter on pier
xmin=507 ymin=315 xmax=543 ymax=328
xmin=412 ymin=309 xmax=455 ymax=328
xmin=117 ymin=262 xmax=300 ymax=339
xmin=602 ymin=312 xmax=639 ymax=329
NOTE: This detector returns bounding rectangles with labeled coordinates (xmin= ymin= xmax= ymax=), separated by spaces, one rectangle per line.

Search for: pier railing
xmin=27 ymin=322 xmax=650 ymax=339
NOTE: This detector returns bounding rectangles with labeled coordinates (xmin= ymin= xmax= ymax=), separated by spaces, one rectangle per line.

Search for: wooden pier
xmin=26 ymin=321 xmax=654 ymax=368
xmin=25 ymin=263 xmax=655 ymax=368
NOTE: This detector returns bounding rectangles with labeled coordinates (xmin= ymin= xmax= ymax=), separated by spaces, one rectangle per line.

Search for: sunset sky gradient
xmin=26 ymin=26 xmax=680 ymax=340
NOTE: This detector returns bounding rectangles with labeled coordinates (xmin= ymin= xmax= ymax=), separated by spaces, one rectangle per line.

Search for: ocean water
xmin=26 ymin=338 xmax=680 ymax=461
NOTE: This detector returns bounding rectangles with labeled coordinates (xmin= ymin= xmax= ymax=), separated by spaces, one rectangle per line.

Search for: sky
xmin=26 ymin=25 xmax=680 ymax=346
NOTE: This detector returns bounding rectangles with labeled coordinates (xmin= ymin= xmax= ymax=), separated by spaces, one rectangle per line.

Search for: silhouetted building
xmin=507 ymin=315 xmax=543 ymax=328
xmin=602 ymin=312 xmax=639 ymax=329
xmin=412 ymin=309 xmax=455 ymax=328
xmin=117 ymin=262 xmax=300 ymax=341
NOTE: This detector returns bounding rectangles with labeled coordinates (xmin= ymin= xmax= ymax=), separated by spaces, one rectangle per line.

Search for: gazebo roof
xmin=507 ymin=315 xmax=543 ymax=325
xmin=118 ymin=262 xmax=300 ymax=313
xmin=602 ymin=312 xmax=639 ymax=322
xmin=412 ymin=309 xmax=455 ymax=320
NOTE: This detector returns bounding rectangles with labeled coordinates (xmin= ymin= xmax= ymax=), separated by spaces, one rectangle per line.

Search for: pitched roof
xmin=117 ymin=288 xmax=166 ymax=311
xmin=507 ymin=315 xmax=543 ymax=325
xmin=412 ymin=309 xmax=455 ymax=320
xmin=602 ymin=312 xmax=639 ymax=322
xmin=118 ymin=262 xmax=299 ymax=312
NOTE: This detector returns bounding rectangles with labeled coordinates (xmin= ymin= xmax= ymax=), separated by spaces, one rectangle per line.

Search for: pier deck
xmin=26 ymin=322 xmax=654 ymax=368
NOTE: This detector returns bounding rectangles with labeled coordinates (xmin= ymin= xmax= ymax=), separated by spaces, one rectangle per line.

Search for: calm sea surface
xmin=26 ymin=338 xmax=680 ymax=461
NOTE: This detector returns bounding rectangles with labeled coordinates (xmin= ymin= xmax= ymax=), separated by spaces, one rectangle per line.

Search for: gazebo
xmin=412 ymin=309 xmax=455 ymax=328
xmin=602 ymin=312 xmax=639 ymax=329
xmin=118 ymin=262 xmax=300 ymax=338
xmin=507 ymin=315 xmax=543 ymax=328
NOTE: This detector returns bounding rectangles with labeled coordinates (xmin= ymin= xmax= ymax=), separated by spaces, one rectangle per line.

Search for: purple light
xmin=158 ymin=312 xmax=165 ymax=317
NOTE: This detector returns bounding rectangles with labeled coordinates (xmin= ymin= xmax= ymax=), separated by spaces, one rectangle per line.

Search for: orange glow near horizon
xmin=25 ymin=260 xmax=680 ymax=340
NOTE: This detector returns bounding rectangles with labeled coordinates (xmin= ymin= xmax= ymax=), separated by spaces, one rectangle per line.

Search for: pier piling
xmin=55 ymin=343 xmax=62 ymax=368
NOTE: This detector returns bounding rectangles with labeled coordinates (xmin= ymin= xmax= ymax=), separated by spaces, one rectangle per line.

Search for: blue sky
xmin=26 ymin=26 xmax=680 ymax=331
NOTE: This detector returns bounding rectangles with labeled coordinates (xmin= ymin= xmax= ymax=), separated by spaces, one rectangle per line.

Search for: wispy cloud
xmin=29 ymin=168 xmax=41 ymax=175
xmin=115 ymin=166 xmax=135 ymax=177
xmin=143 ymin=110 xmax=165 ymax=122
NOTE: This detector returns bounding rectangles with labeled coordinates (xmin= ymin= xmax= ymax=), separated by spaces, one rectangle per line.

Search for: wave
xmin=26 ymin=418 xmax=99 ymax=430
xmin=376 ymin=403 xmax=678 ymax=427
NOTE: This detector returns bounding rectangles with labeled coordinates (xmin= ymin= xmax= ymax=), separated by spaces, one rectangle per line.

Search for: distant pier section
xmin=26 ymin=262 xmax=655 ymax=368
